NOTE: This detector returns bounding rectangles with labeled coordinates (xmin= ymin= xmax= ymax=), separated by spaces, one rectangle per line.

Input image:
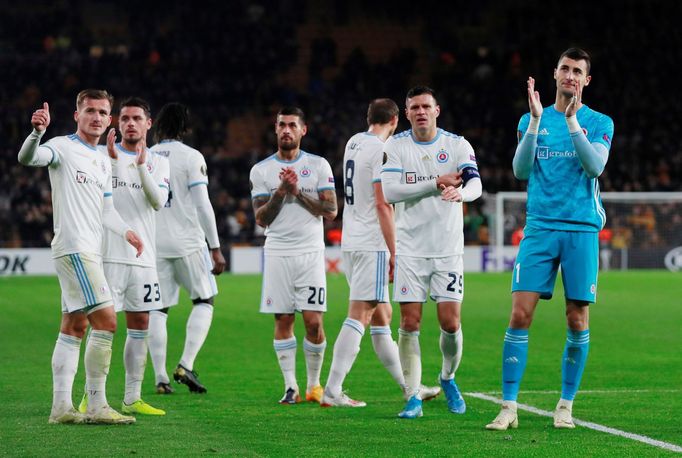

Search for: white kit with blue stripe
xmin=382 ymin=128 xmax=479 ymax=257
xmin=151 ymin=140 xmax=211 ymax=257
xmin=249 ymin=150 xmax=335 ymax=255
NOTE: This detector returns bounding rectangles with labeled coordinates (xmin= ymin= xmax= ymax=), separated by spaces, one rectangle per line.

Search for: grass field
xmin=1 ymin=271 xmax=681 ymax=456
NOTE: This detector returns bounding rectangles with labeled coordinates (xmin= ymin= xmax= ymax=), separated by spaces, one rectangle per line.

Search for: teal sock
xmin=561 ymin=329 xmax=590 ymax=400
xmin=502 ymin=328 xmax=528 ymax=401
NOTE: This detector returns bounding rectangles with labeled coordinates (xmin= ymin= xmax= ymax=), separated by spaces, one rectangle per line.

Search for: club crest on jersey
xmin=603 ymin=133 xmax=611 ymax=145
xmin=265 ymin=297 xmax=273 ymax=306
xmin=300 ymin=167 xmax=311 ymax=178
xmin=405 ymin=172 xmax=416 ymax=184
xmin=582 ymin=127 xmax=588 ymax=136
xmin=436 ymin=149 xmax=449 ymax=163
xmin=400 ymin=285 xmax=409 ymax=295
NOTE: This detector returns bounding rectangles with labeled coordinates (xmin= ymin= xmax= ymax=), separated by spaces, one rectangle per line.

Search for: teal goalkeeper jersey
xmin=518 ymin=104 xmax=614 ymax=232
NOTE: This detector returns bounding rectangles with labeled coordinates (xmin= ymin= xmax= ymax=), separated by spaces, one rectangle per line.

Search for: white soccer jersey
xmin=341 ymin=132 xmax=388 ymax=252
xmin=38 ymin=134 xmax=112 ymax=258
xmin=382 ymin=128 xmax=478 ymax=257
xmin=103 ymin=144 xmax=170 ymax=267
xmin=151 ymin=140 xmax=209 ymax=257
xmin=249 ymin=150 xmax=335 ymax=255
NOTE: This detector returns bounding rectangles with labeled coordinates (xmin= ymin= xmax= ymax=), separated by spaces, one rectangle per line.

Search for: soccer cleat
xmin=279 ymin=387 xmax=302 ymax=405
xmin=553 ymin=402 xmax=576 ymax=429
xmin=486 ymin=403 xmax=519 ymax=430
xmin=156 ymin=382 xmax=174 ymax=394
xmin=86 ymin=405 xmax=136 ymax=424
xmin=398 ymin=395 xmax=423 ymax=419
xmin=48 ymin=407 xmax=86 ymax=425
xmin=440 ymin=376 xmax=466 ymax=414
xmin=305 ymin=385 xmax=324 ymax=403
xmin=77 ymin=393 xmax=88 ymax=414
xmin=320 ymin=390 xmax=367 ymax=408
xmin=173 ymin=364 xmax=207 ymax=393
xmin=122 ymin=399 xmax=166 ymax=416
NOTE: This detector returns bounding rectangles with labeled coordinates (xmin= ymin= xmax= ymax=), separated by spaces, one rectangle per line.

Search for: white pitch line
xmin=466 ymin=392 xmax=682 ymax=454
xmin=479 ymin=389 xmax=682 ymax=395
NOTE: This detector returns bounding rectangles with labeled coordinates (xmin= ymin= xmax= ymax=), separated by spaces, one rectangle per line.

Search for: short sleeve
xmin=381 ymin=137 xmax=403 ymax=174
xmin=250 ymin=166 xmax=270 ymax=198
xmin=187 ymin=151 xmax=209 ymax=189
xmin=592 ymin=114 xmax=615 ymax=151
xmin=517 ymin=113 xmax=531 ymax=142
xmin=455 ymin=138 xmax=478 ymax=171
xmin=317 ymin=158 xmax=335 ymax=192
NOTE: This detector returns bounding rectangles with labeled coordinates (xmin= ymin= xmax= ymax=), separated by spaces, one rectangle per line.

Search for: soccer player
xmin=250 ymin=107 xmax=337 ymax=404
xmin=18 ymin=89 xmax=143 ymax=424
xmin=381 ymin=86 xmax=482 ymax=419
xmin=486 ymin=48 xmax=614 ymax=431
xmin=321 ymin=98 xmax=440 ymax=407
xmin=95 ymin=97 xmax=169 ymax=415
xmin=147 ymin=103 xmax=226 ymax=394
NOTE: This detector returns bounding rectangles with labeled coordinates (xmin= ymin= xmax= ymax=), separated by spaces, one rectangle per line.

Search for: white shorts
xmin=104 ymin=263 xmax=163 ymax=313
xmin=342 ymin=251 xmax=390 ymax=302
xmin=55 ymin=252 xmax=113 ymax=313
xmin=260 ymin=251 xmax=326 ymax=314
xmin=157 ymin=246 xmax=218 ymax=308
xmin=393 ymin=255 xmax=464 ymax=303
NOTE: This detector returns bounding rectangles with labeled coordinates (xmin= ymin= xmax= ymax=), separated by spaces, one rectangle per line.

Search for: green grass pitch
xmin=0 ymin=271 xmax=680 ymax=456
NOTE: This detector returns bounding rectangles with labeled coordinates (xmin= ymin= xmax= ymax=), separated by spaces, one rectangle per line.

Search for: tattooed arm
xmin=295 ymin=189 xmax=338 ymax=221
xmin=253 ymin=190 xmax=286 ymax=227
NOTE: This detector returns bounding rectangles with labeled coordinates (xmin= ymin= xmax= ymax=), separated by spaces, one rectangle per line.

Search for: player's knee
xmin=509 ymin=308 xmax=533 ymax=328
xmin=400 ymin=314 xmax=421 ymax=332
xmin=193 ymin=297 xmax=214 ymax=306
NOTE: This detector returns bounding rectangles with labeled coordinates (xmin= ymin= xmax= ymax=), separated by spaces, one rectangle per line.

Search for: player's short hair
xmin=367 ymin=98 xmax=399 ymax=125
xmin=119 ymin=96 xmax=151 ymax=119
xmin=406 ymin=86 xmax=437 ymax=105
xmin=154 ymin=102 xmax=191 ymax=142
xmin=76 ymin=89 xmax=114 ymax=111
xmin=277 ymin=106 xmax=306 ymax=125
xmin=558 ymin=47 xmax=592 ymax=74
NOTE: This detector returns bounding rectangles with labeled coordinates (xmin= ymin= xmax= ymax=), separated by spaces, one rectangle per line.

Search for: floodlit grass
xmin=0 ymin=271 xmax=680 ymax=456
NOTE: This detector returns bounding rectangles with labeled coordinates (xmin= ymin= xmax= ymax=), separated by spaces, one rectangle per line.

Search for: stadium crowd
xmin=2 ymin=0 xmax=681 ymax=249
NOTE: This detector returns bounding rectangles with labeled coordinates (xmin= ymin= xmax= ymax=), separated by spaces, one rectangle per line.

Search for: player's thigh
xmin=156 ymin=257 xmax=180 ymax=308
xmin=430 ymin=256 xmax=464 ymax=303
xmin=175 ymin=247 xmax=218 ymax=301
xmin=124 ymin=266 xmax=163 ymax=312
xmin=103 ymin=262 xmax=130 ymax=313
xmin=344 ymin=251 xmax=390 ymax=303
xmin=260 ymin=254 xmax=296 ymax=314
xmin=560 ymin=231 xmax=599 ymax=303
xmin=293 ymin=251 xmax=327 ymax=313
xmin=512 ymin=227 xmax=561 ymax=299
xmin=55 ymin=252 xmax=113 ymax=313
xmin=393 ymin=255 xmax=430 ymax=303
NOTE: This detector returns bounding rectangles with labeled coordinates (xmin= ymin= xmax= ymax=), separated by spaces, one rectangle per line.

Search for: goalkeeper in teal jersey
xmin=486 ymin=48 xmax=614 ymax=431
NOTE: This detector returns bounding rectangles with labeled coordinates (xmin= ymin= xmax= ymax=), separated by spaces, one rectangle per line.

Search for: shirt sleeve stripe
xmin=317 ymin=186 xmax=335 ymax=191
xmin=381 ymin=168 xmax=403 ymax=173
xmin=103 ymin=192 xmax=113 ymax=197
xmin=188 ymin=181 xmax=208 ymax=189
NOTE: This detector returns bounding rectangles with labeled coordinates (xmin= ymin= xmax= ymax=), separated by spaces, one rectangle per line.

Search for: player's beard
xmin=278 ymin=138 xmax=299 ymax=153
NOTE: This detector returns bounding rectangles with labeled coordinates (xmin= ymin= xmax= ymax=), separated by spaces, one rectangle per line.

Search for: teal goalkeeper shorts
xmin=511 ymin=226 xmax=599 ymax=303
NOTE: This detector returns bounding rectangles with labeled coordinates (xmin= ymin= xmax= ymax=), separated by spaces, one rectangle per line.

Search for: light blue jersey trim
xmin=68 ymin=133 xmax=98 ymax=151
xmin=274 ymin=150 xmax=305 ymax=164
xmin=411 ymin=129 xmax=442 ymax=145
xmin=44 ymin=145 xmax=57 ymax=166
xmin=363 ymin=132 xmax=378 ymax=137
xmin=159 ymin=183 xmax=169 ymax=189
xmin=457 ymin=162 xmax=478 ymax=171
xmin=317 ymin=186 xmax=335 ymax=191
xmin=371 ymin=178 xmax=381 ymax=183
xmin=69 ymin=254 xmax=96 ymax=305
xmin=159 ymin=139 xmax=179 ymax=144
xmin=103 ymin=192 xmax=113 ymax=197
xmin=116 ymin=143 xmax=138 ymax=156
xmin=188 ymin=181 xmax=208 ymax=188
xmin=252 ymin=193 xmax=271 ymax=198
xmin=381 ymin=168 xmax=403 ymax=173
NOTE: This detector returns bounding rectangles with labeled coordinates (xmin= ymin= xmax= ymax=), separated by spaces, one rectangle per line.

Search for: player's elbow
xmin=323 ymin=209 xmax=338 ymax=221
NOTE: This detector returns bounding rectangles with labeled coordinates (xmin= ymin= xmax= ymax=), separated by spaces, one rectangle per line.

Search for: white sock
xmin=179 ymin=303 xmax=213 ymax=371
xmin=440 ymin=327 xmax=463 ymax=380
xmin=370 ymin=326 xmax=405 ymax=390
xmin=85 ymin=330 xmax=113 ymax=412
xmin=398 ymin=328 xmax=421 ymax=398
xmin=274 ymin=337 xmax=298 ymax=390
xmin=124 ymin=329 xmax=148 ymax=405
xmin=148 ymin=311 xmax=169 ymax=384
xmin=303 ymin=338 xmax=327 ymax=390
xmin=558 ymin=398 xmax=573 ymax=410
xmin=51 ymin=333 xmax=82 ymax=413
xmin=325 ymin=318 xmax=364 ymax=397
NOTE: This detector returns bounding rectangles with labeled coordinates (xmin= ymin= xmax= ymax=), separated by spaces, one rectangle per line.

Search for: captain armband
xmin=461 ymin=166 xmax=480 ymax=185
